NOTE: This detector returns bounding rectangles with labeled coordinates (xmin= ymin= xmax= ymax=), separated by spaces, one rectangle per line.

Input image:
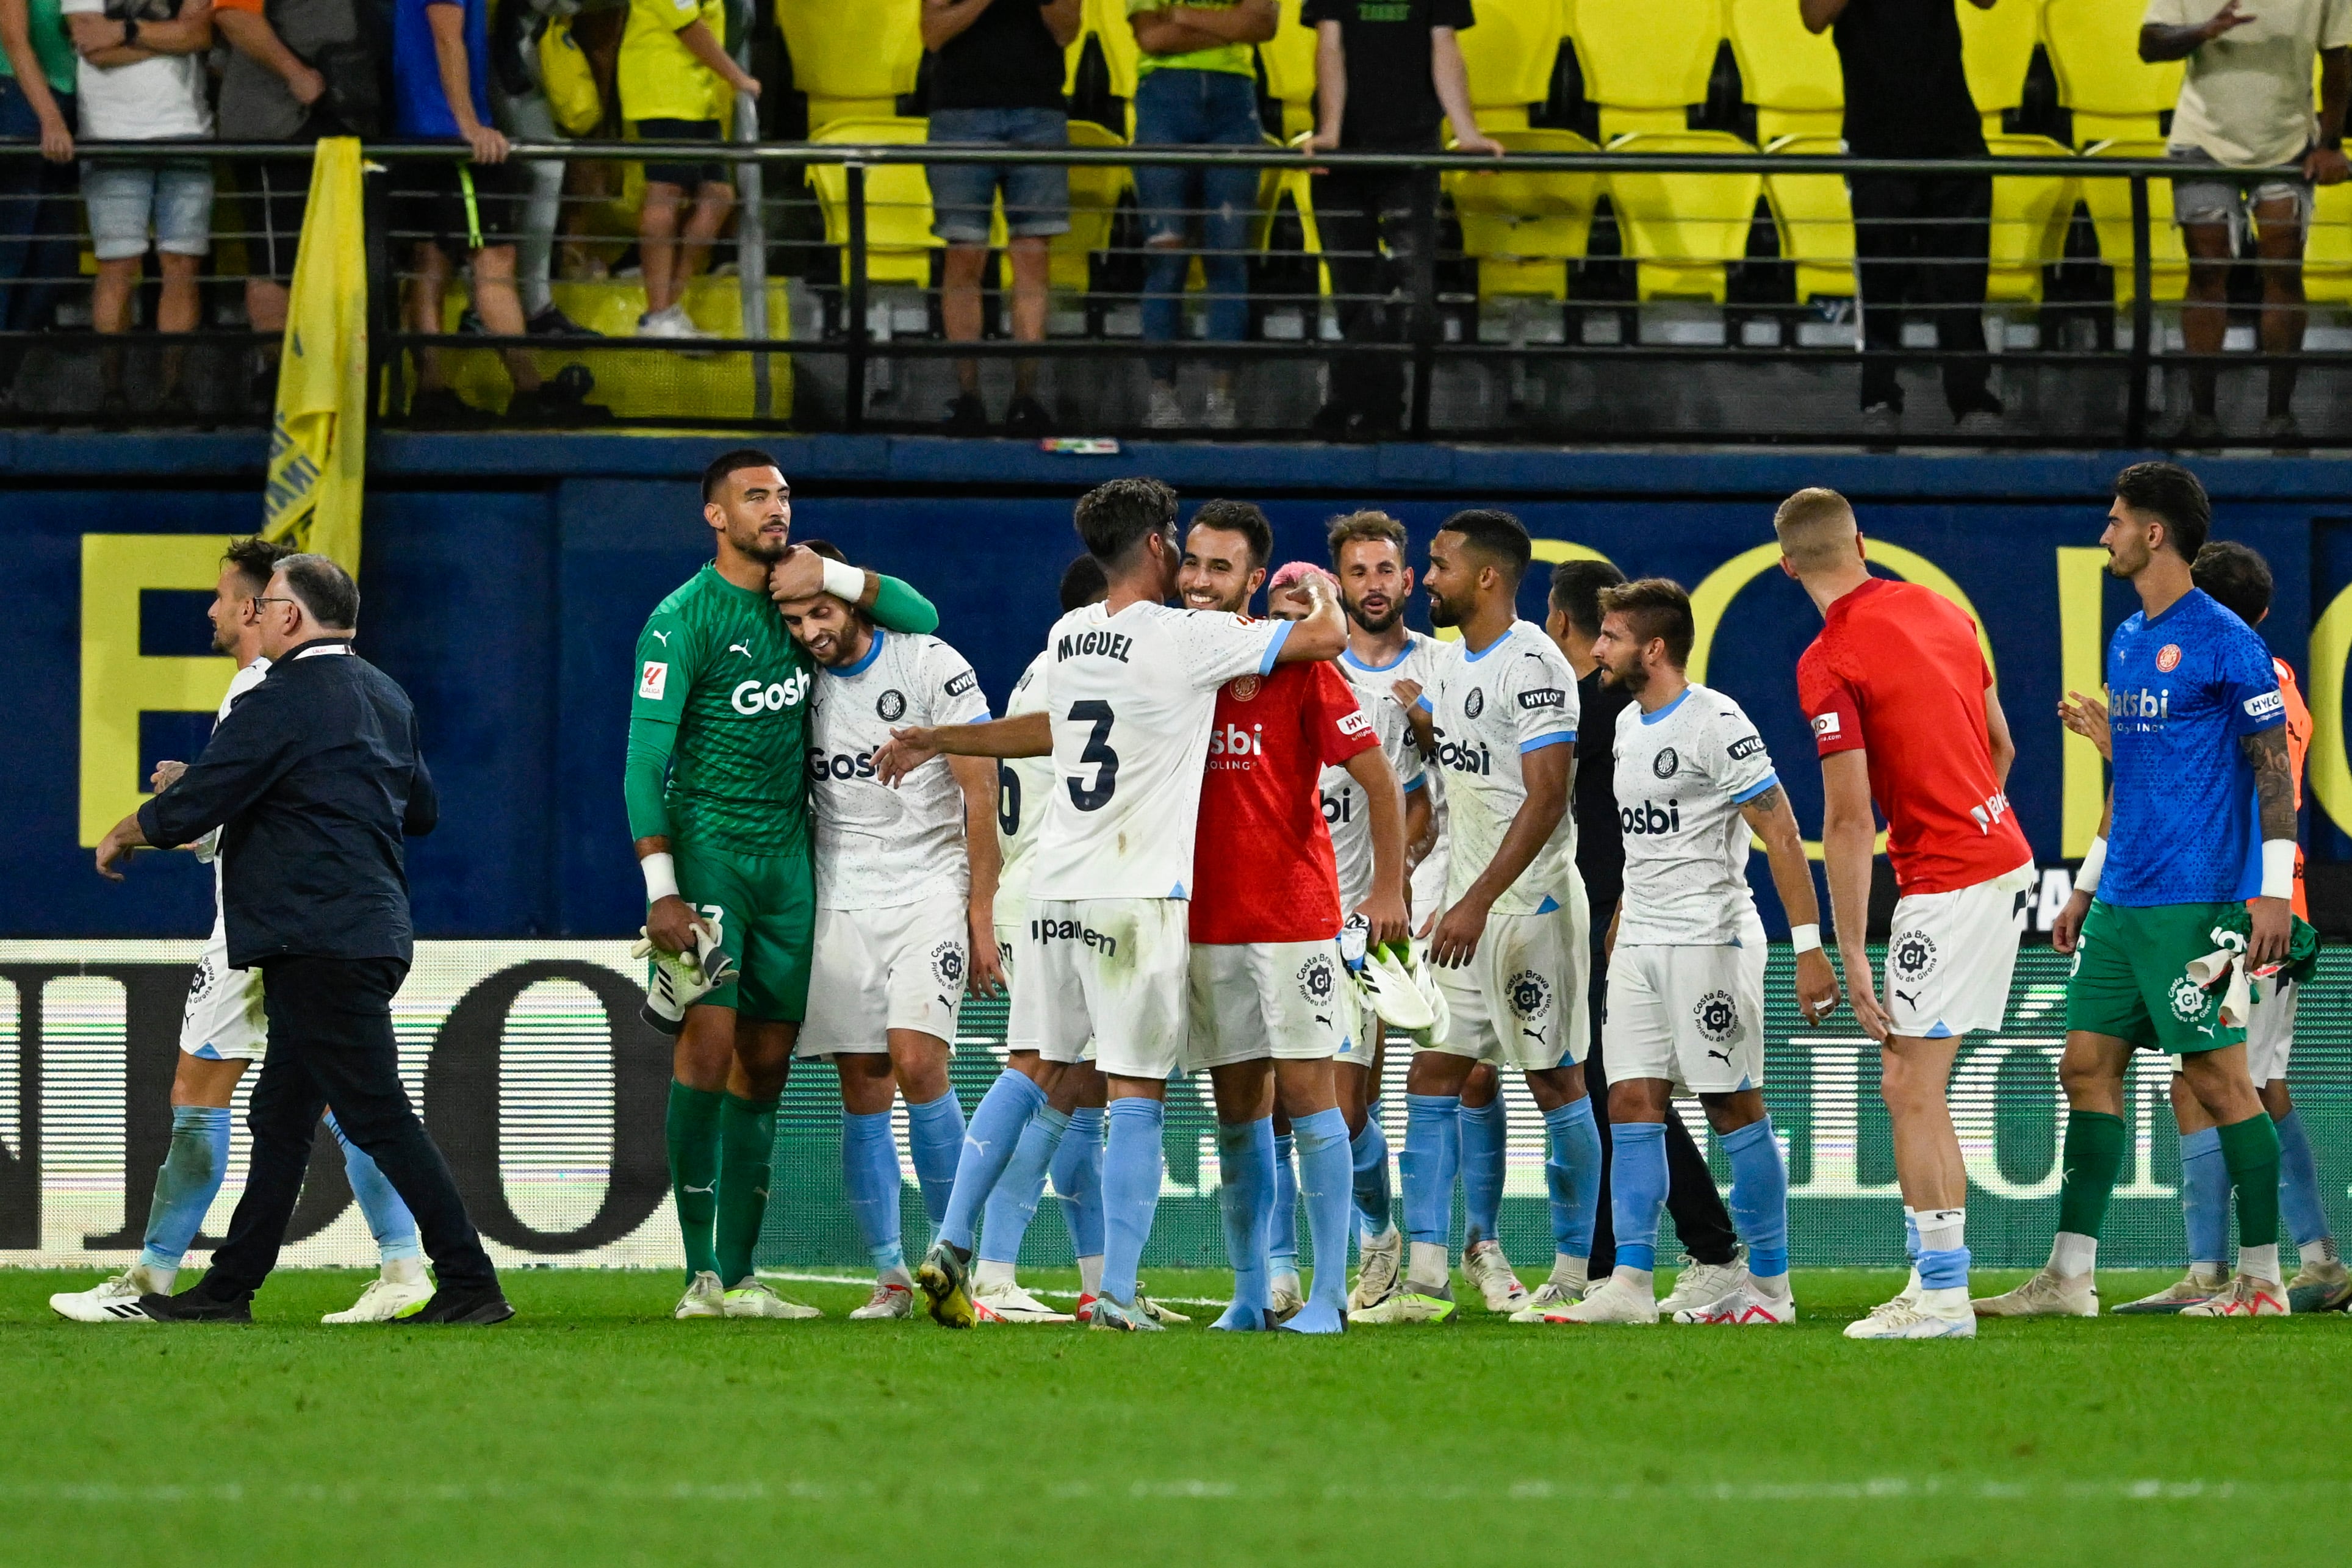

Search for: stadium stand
xmin=775 ymin=0 xmax=924 ymax=136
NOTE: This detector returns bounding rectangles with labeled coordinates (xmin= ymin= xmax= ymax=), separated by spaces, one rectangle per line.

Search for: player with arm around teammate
xmin=1552 ymin=578 xmax=1840 ymax=1326
xmin=1775 ymin=487 xmax=2035 ymax=1340
xmin=776 ymin=544 xmax=1002 ymax=1320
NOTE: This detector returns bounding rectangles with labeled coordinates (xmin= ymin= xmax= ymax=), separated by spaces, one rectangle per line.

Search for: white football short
xmin=993 ymin=918 xmax=1022 ymax=992
xmin=1605 ymin=936 xmax=1766 ymax=1096
xmin=1882 ymin=859 xmax=2035 ymax=1039
xmin=1187 ymin=940 xmax=1347 ymax=1070
xmin=1426 ymin=888 xmax=1589 ymax=1072
xmin=180 ymin=935 xmax=266 ymax=1062
xmin=797 ymin=899 xmax=970 ymax=1057
xmin=1007 ymin=897 xmax=1190 ymax=1079
xmin=2245 ymin=974 xmax=2295 ymax=1087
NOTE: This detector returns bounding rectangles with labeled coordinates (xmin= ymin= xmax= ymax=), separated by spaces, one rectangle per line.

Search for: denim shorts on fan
xmin=2168 ymin=144 xmax=2312 ymax=245
xmin=82 ymin=157 xmax=215 ymax=261
xmin=635 ymin=118 xmax=731 ymax=191
xmin=926 ymin=106 xmax=1071 ymax=243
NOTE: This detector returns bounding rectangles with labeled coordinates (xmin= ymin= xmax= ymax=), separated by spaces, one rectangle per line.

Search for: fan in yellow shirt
xmin=619 ymin=0 xmax=758 ymax=341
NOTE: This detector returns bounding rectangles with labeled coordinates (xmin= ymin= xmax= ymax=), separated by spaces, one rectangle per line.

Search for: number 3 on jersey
xmin=1068 ymin=700 xmax=1119 ymax=811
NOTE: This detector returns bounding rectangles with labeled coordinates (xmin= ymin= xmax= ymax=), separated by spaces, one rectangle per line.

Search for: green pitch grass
xmin=4 ymin=1267 xmax=2348 ymax=1566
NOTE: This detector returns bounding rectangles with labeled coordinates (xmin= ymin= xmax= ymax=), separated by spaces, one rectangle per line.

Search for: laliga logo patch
xmin=1694 ymin=989 xmax=1739 ymax=1043
xmin=1296 ymin=954 xmax=1336 ymax=1005
xmin=1507 ymin=969 xmax=1552 ymax=1020
xmin=1464 ymin=688 xmax=1484 ymax=719
xmin=877 ymin=689 xmax=907 ymax=722
xmin=1653 ymin=747 xmax=1680 ymax=780
xmin=1229 ymin=675 xmax=1262 ymax=702
xmin=1889 ymin=930 xmax=1938 ymax=983
xmin=931 ymin=941 xmax=965 ymax=988
xmin=2155 ymin=644 xmax=2182 ymax=674
xmin=2168 ymin=974 xmax=2211 ymax=1024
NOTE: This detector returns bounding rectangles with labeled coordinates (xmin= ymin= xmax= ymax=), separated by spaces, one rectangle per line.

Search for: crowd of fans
xmin=0 ymin=0 xmax=2343 ymax=436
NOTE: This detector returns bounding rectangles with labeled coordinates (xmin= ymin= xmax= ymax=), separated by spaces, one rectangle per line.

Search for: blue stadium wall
xmin=10 ymin=431 xmax=2352 ymax=941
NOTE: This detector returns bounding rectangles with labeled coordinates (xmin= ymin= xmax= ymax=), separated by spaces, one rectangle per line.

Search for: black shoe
xmin=457 ymin=306 xmax=491 ymax=337
xmin=508 ymin=364 xmax=612 ymax=425
xmin=527 ymin=304 xmax=602 ymax=339
xmin=389 ymin=1284 xmax=515 ymax=1325
xmin=1003 ymin=395 xmax=1052 ymax=437
xmin=137 ymin=1287 xmax=254 ymax=1323
xmin=407 ymin=386 xmax=483 ymax=425
xmin=941 ymin=392 xmax=988 ymax=434
xmin=1308 ymin=401 xmax=1387 ymax=442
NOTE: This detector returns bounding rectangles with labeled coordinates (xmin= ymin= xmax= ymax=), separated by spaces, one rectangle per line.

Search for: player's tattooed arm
xmin=2243 ymin=725 xmax=2298 ymax=843
xmin=872 ymin=712 xmax=1051 ymax=786
xmin=1738 ymin=782 xmax=1840 ymax=1023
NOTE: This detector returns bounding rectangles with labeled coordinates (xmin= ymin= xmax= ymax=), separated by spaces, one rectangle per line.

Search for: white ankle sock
xmin=1408 ymin=1241 xmax=1451 ymax=1290
xmin=1749 ymin=1270 xmax=1791 ymax=1301
xmin=382 ymin=1256 xmax=426 ymax=1286
xmin=1918 ymin=1207 xmax=1965 ymax=1255
xmin=1077 ymin=1254 xmax=1104 ymax=1295
xmin=2050 ymin=1231 xmax=2097 ymax=1277
xmin=1550 ymin=1253 xmax=1589 ymax=1292
xmin=1613 ymin=1265 xmax=1654 ymax=1295
xmin=2240 ymin=1243 xmax=2281 ymax=1284
xmin=974 ymin=1259 xmax=1017 ymax=1290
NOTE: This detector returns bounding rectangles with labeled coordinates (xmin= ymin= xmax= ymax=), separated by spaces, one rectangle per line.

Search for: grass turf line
xmin=4 ymin=1265 xmax=2348 ymax=1566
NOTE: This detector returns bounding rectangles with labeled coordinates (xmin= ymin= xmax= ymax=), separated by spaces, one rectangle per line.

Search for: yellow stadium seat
xmin=805 ymin=118 xmax=940 ymax=289
xmin=1959 ymin=0 xmax=2041 ymax=137
xmin=1761 ymin=134 xmax=1852 ymax=301
xmin=1447 ymin=126 xmax=1600 ymax=299
xmin=2043 ymin=0 xmax=2182 ymax=145
xmin=2080 ymin=138 xmax=2187 ymax=304
xmin=2304 ymin=181 xmax=2352 ymax=305
xmin=1065 ymin=0 xmax=1142 ymax=105
xmin=1457 ymin=0 xmax=1567 ymax=131
xmin=1572 ymin=0 xmax=1724 ymax=137
xmin=777 ymin=0 xmax=922 ymax=136
xmin=1984 ymin=132 xmax=2079 ymax=304
xmin=1604 ymin=129 xmax=1761 ymax=301
xmin=1253 ymin=135 xmax=1332 ymax=297
xmin=1258 ymin=0 xmax=1320 ymax=141
xmin=1727 ymin=0 xmax=1841 ymax=142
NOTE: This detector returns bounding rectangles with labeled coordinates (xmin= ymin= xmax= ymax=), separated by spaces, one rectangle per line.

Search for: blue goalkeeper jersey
xmin=2102 ymin=588 xmax=2284 ymax=907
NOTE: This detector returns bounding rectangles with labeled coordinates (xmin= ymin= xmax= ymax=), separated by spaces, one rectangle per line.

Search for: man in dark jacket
xmin=93 ymin=552 xmax=511 ymax=1325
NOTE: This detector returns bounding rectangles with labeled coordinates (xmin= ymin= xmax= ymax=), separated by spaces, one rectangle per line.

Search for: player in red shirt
xmin=1777 ymin=488 xmax=2034 ymax=1341
xmin=1178 ymin=503 xmax=1411 ymax=1334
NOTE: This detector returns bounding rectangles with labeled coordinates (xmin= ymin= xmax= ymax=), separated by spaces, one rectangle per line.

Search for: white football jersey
xmin=197 ymin=656 xmax=272 ymax=938
xmin=1427 ymin=620 xmax=1580 ymax=918
xmin=1027 ymin=600 xmax=1285 ymax=902
xmin=995 ymin=647 xmax=1056 ymax=921
xmin=1340 ymin=633 xmax=1452 ymax=915
xmin=1611 ymin=681 xmax=1779 ymax=946
xmin=808 ymin=629 xmax=991 ymax=910
xmin=1320 ymin=687 xmax=1425 ymax=913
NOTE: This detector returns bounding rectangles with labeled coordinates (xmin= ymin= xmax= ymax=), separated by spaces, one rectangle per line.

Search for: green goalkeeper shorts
xmin=2063 ymin=899 xmax=2245 ymax=1056
xmin=671 ymin=839 xmax=815 ymax=1024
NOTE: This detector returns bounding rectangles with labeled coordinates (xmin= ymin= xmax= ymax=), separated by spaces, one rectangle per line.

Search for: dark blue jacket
xmin=138 ymin=639 xmax=437 ymax=968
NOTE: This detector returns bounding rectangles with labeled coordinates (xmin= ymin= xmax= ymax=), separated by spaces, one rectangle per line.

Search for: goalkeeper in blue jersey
xmin=1980 ymin=462 xmax=2300 ymax=1321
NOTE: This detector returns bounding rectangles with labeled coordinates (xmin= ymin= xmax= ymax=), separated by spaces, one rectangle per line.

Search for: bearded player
xmin=626 ymin=448 xmax=942 ymax=1320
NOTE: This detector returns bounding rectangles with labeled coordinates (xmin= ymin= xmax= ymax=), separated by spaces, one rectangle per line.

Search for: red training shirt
xmin=1190 ymin=660 xmax=1379 ymax=944
xmin=1796 ymin=577 xmax=2032 ymax=896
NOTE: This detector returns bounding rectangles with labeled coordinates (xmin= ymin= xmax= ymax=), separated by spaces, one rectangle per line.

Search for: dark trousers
xmin=1583 ymin=938 xmax=1740 ymax=1273
xmin=1311 ymin=165 xmax=1423 ymax=426
xmin=1849 ymin=170 xmax=1994 ymax=416
xmin=201 ymin=954 xmax=497 ymax=1298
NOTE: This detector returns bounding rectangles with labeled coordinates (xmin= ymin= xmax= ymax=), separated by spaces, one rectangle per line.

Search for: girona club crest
xmin=2156 ymin=644 xmax=2182 ymax=673
xmin=1228 ymin=675 xmax=1262 ymax=701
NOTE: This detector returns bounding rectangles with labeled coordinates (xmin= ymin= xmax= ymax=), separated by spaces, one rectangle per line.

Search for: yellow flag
xmin=262 ymin=136 xmax=367 ymax=576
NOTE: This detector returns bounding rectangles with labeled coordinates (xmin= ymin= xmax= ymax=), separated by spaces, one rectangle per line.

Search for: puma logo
xmin=1896 ymin=989 xmax=1919 ymax=1008
xmin=728 ymin=642 xmax=752 ymax=658
xmin=649 ymin=629 xmax=671 ymax=646
xmin=1315 ymin=1014 xmax=1331 ymax=1027
xmin=1706 ymin=1048 xmax=1732 ymax=1065
xmin=1521 ymin=1027 xmax=1547 ymax=1045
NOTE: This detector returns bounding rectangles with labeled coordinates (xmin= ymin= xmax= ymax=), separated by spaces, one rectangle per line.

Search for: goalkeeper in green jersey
xmin=625 ymin=448 xmax=941 ymax=1321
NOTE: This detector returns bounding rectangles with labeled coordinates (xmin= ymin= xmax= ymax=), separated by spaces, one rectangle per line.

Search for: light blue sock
xmin=1458 ymin=1098 xmax=1506 ymax=1246
xmin=1401 ymin=1093 xmax=1461 ymax=1248
xmin=938 ymin=1068 xmax=1045 ymax=1254
xmin=1609 ymin=1121 xmax=1669 ymax=1273
xmin=1542 ymin=1098 xmax=1602 ymax=1261
xmin=1352 ymin=1102 xmax=1394 ymax=1240
xmin=905 ymin=1090 xmax=966 ymax=1228
xmin=1269 ymin=1131 xmax=1299 ymax=1279
xmin=1917 ymin=1245 xmax=1971 ymax=1290
xmin=1054 ymin=1106 xmax=1107 ymax=1258
xmin=326 ymin=1110 xmax=420 ymax=1264
xmin=2181 ymin=1126 xmax=2229 ymax=1268
xmin=2275 ymin=1110 xmax=2333 ymax=1251
xmin=978 ymin=1105 xmax=1070 ymax=1265
xmin=140 ymin=1104 xmax=231 ymax=1271
xmin=1100 ymin=1098 xmax=1165 ymax=1306
xmin=1290 ymin=1107 xmax=1354 ymax=1330
xmin=1213 ymin=1117 xmax=1275 ymax=1328
xmin=1722 ymin=1117 xmax=1790 ymax=1280
xmin=841 ymin=1110 xmax=905 ymax=1274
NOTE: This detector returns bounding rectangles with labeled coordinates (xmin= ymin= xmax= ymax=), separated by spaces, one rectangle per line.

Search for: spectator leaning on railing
xmin=62 ymin=0 xmax=210 ymax=423
xmin=922 ymin=0 xmax=1083 ymax=437
xmin=2142 ymin=0 xmax=2350 ymax=444
xmin=1804 ymin=0 xmax=2004 ymax=441
xmin=1127 ymin=0 xmax=1276 ymax=431
xmin=1301 ymin=0 xmax=1499 ymax=442
xmin=619 ymin=0 xmax=754 ymax=345
xmin=0 ymin=0 xmax=77 ymax=415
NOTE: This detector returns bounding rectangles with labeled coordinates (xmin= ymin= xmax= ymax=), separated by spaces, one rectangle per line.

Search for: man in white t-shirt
xmin=778 ymin=549 xmax=1000 ymax=1322
xmin=2142 ymin=0 xmax=2351 ymax=441
xmin=62 ymin=0 xmax=214 ymax=421
xmin=1552 ymin=578 xmax=1841 ymax=1328
xmin=874 ymin=478 xmax=1346 ymax=1331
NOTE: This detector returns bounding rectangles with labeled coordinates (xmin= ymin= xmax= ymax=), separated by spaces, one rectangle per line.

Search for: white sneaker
xmin=724 ymin=1277 xmax=823 ymax=1319
xmin=1144 ymin=383 xmax=1183 ymax=430
xmin=972 ymin=1279 xmax=1075 ymax=1323
xmin=636 ymin=303 xmax=717 ymax=355
xmin=1509 ymin=1278 xmax=1586 ymax=1322
xmin=1464 ymin=1239 xmax=1528 ymax=1312
xmin=1656 ymin=1248 xmax=1747 ymax=1317
xmin=50 ymin=1264 xmax=171 ymax=1323
xmin=1672 ymin=1279 xmax=1796 ymax=1325
xmin=1545 ymin=1273 xmax=1658 ymax=1325
xmin=1843 ymin=1298 xmax=1976 ymax=1339
xmin=322 ymin=1275 xmax=434 ymax=1324
xmin=1971 ymin=1265 xmax=2098 ymax=1318
xmin=1203 ymin=383 xmax=1239 ymax=430
xmin=2113 ymin=1268 xmax=2229 ymax=1315
xmin=2180 ymin=1273 xmax=2289 ymax=1317
xmin=849 ymin=1282 xmax=913 ymax=1320
xmin=674 ymin=1270 xmax=727 ymax=1319
xmin=1350 ymin=1228 xmax=1403 ymax=1311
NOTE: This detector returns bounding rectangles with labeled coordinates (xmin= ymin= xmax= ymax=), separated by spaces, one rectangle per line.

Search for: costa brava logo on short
xmin=1694 ymin=990 xmax=1739 ymax=1044
xmin=2168 ymin=974 xmax=2214 ymax=1024
xmin=732 ymin=669 xmax=812 ymax=715
xmin=1296 ymin=954 xmax=1337 ymax=1007
xmin=1507 ymin=969 xmax=1552 ymax=1020
xmin=1889 ymin=930 xmax=1938 ymax=983
xmin=930 ymin=940 xmax=965 ymax=988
